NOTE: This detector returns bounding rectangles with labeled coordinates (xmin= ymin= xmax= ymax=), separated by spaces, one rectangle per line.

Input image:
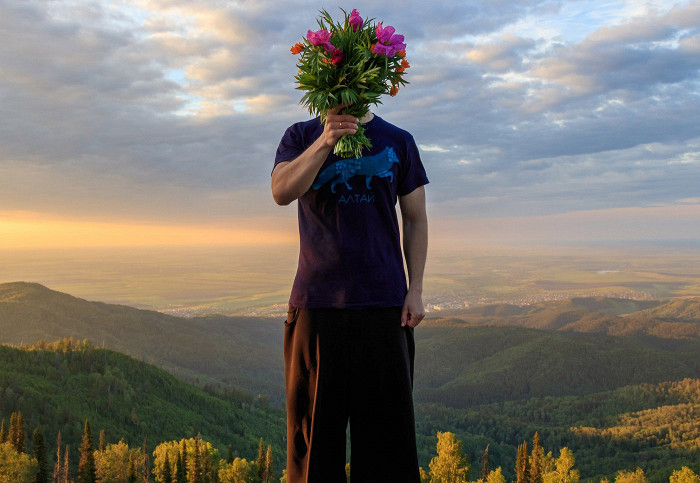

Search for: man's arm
xmin=399 ymin=185 xmax=428 ymax=328
xmin=271 ymin=107 xmax=358 ymax=205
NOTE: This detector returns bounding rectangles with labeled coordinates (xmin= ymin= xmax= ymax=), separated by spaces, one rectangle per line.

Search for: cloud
xmin=1 ymin=0 xmax=699 ymax=244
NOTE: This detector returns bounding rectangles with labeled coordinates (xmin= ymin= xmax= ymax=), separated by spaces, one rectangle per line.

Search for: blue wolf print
xmin=311 ymin=146 xmax=399 ymax=193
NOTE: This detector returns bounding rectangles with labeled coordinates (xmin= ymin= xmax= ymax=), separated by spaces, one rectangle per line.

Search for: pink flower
xmin=330 ymin=48 xmax=343 ymax=65
xmin=323 ymin=48 xmax=344 ymax=66
xmin=349 ymin=9 xmax=363 ymax=31
xmin=372 ymin=22 xmax=406 ymax=57
xmin=307 ymin=29 xmax=336 ymax=53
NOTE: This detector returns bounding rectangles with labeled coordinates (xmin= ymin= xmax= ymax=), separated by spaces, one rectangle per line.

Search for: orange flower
xmin=290 ymin=43 xmax=304 ymax=55
xmin=401 ymin=59 xmax=410 ymax=69
xmin=397 ymin=50 xmax=406 ymax=57
xmin=390 ymin=85 xmax=399 ymax=96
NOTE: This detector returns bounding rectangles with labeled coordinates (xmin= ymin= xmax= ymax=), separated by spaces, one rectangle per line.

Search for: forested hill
xmin=1 ymin=283 xmax=699 ymax=480
xmin=0 ymin=339 xmax=284 ymax=465
xmin=2 ymin=283 xmax=700 ymax=408
xmin=0 ymin=282 xmax=284 ymax=402
xmin=415 ymin=324 xmax=700 ymax=408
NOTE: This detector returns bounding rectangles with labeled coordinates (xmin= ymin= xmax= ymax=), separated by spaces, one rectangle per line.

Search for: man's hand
xmin=321 ymin=105 xmax=358 ymax=148
xmin=271 ymin=105 xmax=358 ymax=206
xmin=401 ymin=289 xmax=425 ymax=328
xmin=399 ymin=186 xmax=428 ymax=328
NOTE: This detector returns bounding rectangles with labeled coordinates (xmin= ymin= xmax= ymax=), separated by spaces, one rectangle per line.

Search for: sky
xmin=1 ymin=0 xmax=699 ymax=248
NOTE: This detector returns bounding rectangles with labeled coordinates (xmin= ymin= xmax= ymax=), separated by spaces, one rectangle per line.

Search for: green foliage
xmin=428 ymin=431 xmax=471 ymax=483
xmin=0 ymin=441 xmax=38 ymax=482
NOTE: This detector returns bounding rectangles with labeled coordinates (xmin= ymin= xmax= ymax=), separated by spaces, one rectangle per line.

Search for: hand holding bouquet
xmin=291 ymin=8 xmax=410 ymax=158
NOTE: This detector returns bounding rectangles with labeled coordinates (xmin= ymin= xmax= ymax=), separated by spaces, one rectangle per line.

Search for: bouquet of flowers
xmin=291 ymin=8 xmax=410 ymax=158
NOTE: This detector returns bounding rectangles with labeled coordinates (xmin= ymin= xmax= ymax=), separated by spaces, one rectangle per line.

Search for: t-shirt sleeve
xmin=397 ymin=134 xmax=429 ymax=196
xmin=273 ymin=125 xmax=305 ymax=175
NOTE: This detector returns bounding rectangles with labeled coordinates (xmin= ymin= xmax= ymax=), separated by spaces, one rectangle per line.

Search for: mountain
xmin=0 ymin=282 xmax=285 ymax=403
xmin=3 ymin=283 xmax=700 ymax=408
xmin=0 ymin=339 xmax=284 ymax=463
xmin=447 ymin=296 xmax=700 ymax=339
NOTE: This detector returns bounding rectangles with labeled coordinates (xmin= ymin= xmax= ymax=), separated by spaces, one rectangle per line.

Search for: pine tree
xmin=63 ymin=445 xmax=72 ymax=483
xmin=77 ymin=419 xmax=96 ymax=483
xmin=256 ymin=438 xmax=265 ymax=483
xmin=264 ymin=445 xmax=274 ymax=483
xmin=481 ymin=445 xmax=490 ymax=480
xmin=162 ymin=452 xmax=173 ymax=483
xmin=516 ymin=441 xmax=529 ymax=483
xmin=177 ymin=440 xmax=187 ymax=483
xmin=191 ymin=435 xmax=203 ymax=483
xmin=10 ymin=411 xmax=26 ymax=453
xmin=141 ymin=439 xmax=149 ymax=483
xmin=33 ymin=426 xmax=50 ymax=483
xmin=53 ymin=432 xmax=63 ymax=483
xmin=127 ymin=452 xmax=137 ymax=483
xmin=98 ymin=430 xmax=106 ymax=453
xmin=529 ymin=432 xmax=544 ymax=483
xmin=226 ymin=444 xmax=234 ymax=465
xmin=0 ymin=418 xmax=6 ymax=444
xmin=9 ymin=413 xmax=17 ymax=447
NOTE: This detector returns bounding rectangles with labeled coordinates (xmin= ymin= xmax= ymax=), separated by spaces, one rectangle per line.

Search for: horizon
xmin=3 ymin=241 xmax=699 ymax=318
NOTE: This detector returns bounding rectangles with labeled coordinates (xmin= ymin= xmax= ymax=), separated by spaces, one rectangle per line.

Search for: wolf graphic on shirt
xmin=311 ymin=146 xmax=399 ymax=193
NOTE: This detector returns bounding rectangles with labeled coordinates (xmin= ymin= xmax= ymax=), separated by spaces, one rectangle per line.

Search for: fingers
xmin=407 ymin=312 xmax=425 ymax=328
xmin=401 ymin=304 xmax=409 ymax=327
xmin=323 ymin=113 xmax=358 ymax=146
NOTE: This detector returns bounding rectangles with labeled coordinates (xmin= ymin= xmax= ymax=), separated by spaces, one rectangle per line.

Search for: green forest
xmin=1 ymin=408 xmax=699 ymax=482
xmin=1 ymin=339 xmax=698 ymax=482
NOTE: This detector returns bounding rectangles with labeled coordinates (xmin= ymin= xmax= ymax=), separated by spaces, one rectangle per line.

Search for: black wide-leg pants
xmin=283 ymin=306 xmax=420 ymax=483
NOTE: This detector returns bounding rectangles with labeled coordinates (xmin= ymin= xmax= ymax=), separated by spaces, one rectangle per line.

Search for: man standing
xmin=272 ymin=106 xmax=428 ymax=482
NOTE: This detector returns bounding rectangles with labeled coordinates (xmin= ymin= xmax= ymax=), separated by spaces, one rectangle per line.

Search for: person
xmin=272 ymin=105 xmax=428 ymax=482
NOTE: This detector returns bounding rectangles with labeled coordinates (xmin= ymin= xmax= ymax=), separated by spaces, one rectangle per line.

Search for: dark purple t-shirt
xmin=274 ymin=115 xmax=429 ymax=308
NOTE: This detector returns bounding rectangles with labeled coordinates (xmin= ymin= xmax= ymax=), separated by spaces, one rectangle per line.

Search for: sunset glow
xmin=0 ymin=212 xmax=297 ymax=249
